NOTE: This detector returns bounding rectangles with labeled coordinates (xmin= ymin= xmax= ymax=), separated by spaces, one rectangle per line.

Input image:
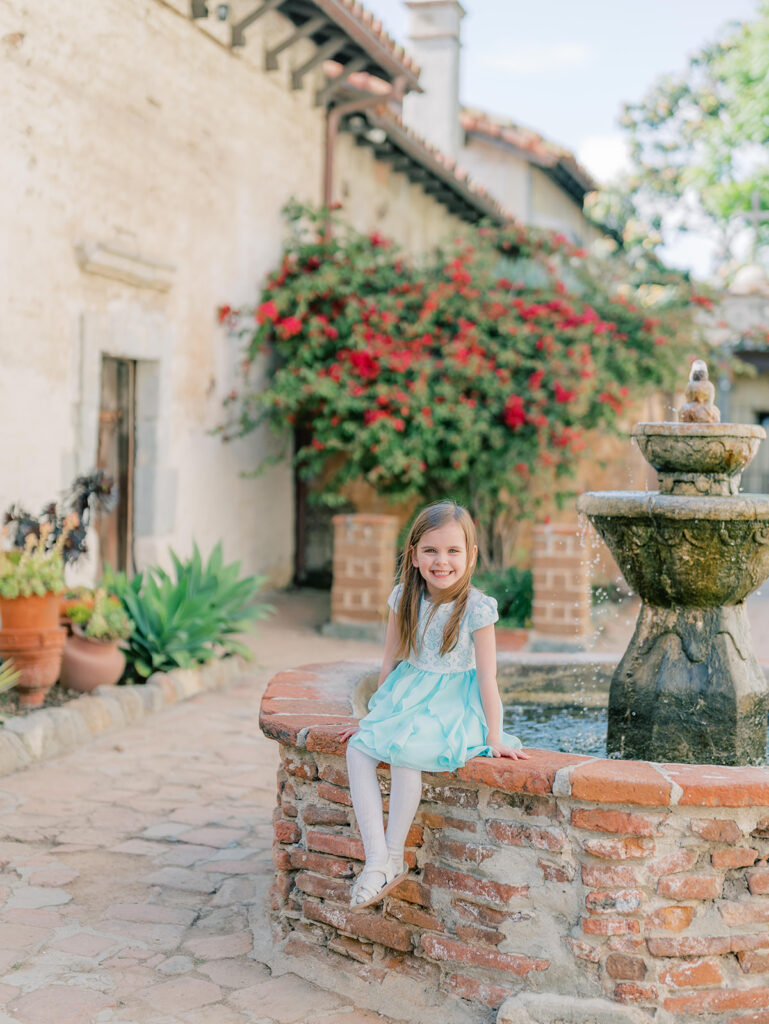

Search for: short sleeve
xmin=387 ymin=583 xmax=403 ymax=613
xmin=467 ymin=592 xmax=498 ymax=632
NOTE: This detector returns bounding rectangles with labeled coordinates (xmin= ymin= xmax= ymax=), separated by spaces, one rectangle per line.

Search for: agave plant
xmin=0 ymin=659 xmax=20 ymax=694
xmin=104 ymin=543 xmax=273 ymax=680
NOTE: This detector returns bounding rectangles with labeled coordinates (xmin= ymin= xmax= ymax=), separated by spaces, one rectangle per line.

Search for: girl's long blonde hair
xmin=395 ymin=501 xmax=477 ymax=659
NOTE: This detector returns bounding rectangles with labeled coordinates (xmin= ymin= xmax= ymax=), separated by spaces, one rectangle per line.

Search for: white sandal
xmin=350 ymin=857 xmax=408 ymax=911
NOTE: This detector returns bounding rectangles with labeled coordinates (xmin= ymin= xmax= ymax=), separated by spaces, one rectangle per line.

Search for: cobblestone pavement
xmin=0 ymin=592 xmax=401 ymax=1024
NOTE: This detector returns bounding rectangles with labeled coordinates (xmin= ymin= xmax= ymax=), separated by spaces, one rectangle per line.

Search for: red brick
xmin=608 ymin=936 xmax=645 ymax=953
xmin=585 ymin=890 xmax=643 ymax=915
xmin=582 ymin=837 xmax=654 ymax=860
xmin=455 ymin=923 xmax=504 ymax=946
xmin=726 ymin=1013 xmax=769 ymax=1024
xmin=644 ymin=905 xmax=695 ymax=932
xmin=306 ymin=830 xmax=364 ymax=862
xmin=451 ymin=897 xmax=507 ymax=928
xmin=272 ymin=870 xmax=293 ymax=903
xmin=713 ymin=848 xmax=759 ymax=869
xmin=396 ymin=879 xmax=431 ymax=907
xmin=739 ymin=952 xmax=769 ymax=974
xmin=421 ymin=782 xmax=478 ymax=808
xmin=753 ymin=817 xmax=769 ymax=838
xmin=647 ymin=849 xmax=698 ymax=877
xmin=301 ymin=805 xmax=350 ymax=827
xmin=319 ymin=764 xmax=349 ymax=787
xmin=690 ymin=818 xmax=742 ymax=843
xmin=327 ymin=934 xmax=373 ymax=964
xmin=721 ymin=902 xmax=769 ymax=926
xmin=538 ymin=858 xmax=574 ymax=883
xmin=487 ymin=819 xmax=564 ymax=851
xmin=581 ymin=864 xmax=639 ymax=888
xmin=419 ymin=811 xmax=477 ymax=832
xmin=606 ymin=953 xmax=647 ymax=980
xmin=663 ymin=764 xmax=769 ymax=808
xmin=647 ymin=936 xmax=732 ymax=957
xmin=281 ymin=799 xmax=298 ymax=818
xmin=581 ymin=917 xmax=640 ymax=936
xmin=447 ymin=973 xmax=512 ymax=1009
xmin=385 ymin=899 xmax=443 ymax=932
xmin=570 ymin=808 xmax=662 ymax=837
xmin=732 ymin=935 xmax=769 ymax=954
xmin=403 ymin=823 xmax=424 ymax=847
xmin=657 ymin=874 xmax=721 ymax=900
xmin=274 ymin=820 xmax=301 ymax=845
xmin=288 ymin=850 xmax=354 ymax=878
xmin=317 ymin=782 xmax=353 ymax=806
xmin=434 ymin=837 xmax=495 ymax=866
xmin=486 ymin=790 xmax=558 ymax=819
xmin=293 ymin=871 xmax=350 ymax=903
xmin=379 ymin=951 xmax=442 ymax=985
xmin=567 ymin=938 xmax=600 ymax=962
xmin=424 ymin=864 xmax=527 ymax=904
xmin=614 ymin=983 xmax=658 ymax=1005
xmin=660 ymin=959 xmax=723 ymax=988
xmin=273 ymin=845 xmax=291 ymax=870
xmin=569 ymin=759 xmax=671 ymax=806
xmin=282 ymin=754 xmax=318 ymax=780
xmin=421 ymin=934 xmax=548 ymax=976
xmin=664 ymin=988 xmax=769 ymax=1014
xmin=748 ymin=869 xmax=769 ymax=895
xmin=303 ymin=898 xmax=412 ymax=952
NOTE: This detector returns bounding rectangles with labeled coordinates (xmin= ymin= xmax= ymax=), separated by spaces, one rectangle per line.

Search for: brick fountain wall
xmin=260 ymin=662 xmax=769 ymax=1024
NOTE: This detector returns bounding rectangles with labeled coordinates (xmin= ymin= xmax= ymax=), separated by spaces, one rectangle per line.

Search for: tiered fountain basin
xmin=260 ymin=661 xmax=769 ymax=1024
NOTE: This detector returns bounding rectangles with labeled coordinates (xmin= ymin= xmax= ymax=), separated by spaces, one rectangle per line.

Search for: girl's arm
xmin=474 ymin=624 xmax=530 ymax=760
xmin=337 ymin=609 xmax=400 ymax=741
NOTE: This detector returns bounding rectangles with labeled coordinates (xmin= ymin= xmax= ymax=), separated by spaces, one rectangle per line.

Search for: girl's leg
xmin=346 ymin=744 xmax=389 ymax=875
xmin=385 ymin=765 xmax=423 ymax=871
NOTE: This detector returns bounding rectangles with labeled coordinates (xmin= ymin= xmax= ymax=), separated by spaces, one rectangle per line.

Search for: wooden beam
xmin=314 ymin=54 xmax=367 ymax=105
xmin=291 ymin=34 xmax=347 ymax=89
xmin=231 ymin=0 xmax=282 ymax=48
xmin=265 ymin=14 xmax=328 ymax=70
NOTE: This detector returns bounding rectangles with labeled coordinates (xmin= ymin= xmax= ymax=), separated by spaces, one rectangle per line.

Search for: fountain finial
xmin=680 ymin=359 xmax=720 ymax=423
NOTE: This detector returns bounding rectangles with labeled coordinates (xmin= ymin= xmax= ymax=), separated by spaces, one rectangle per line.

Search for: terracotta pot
xmin=0 ymin=592 xmax=61 ymax=632
xmin=59 ymin=626 xmax=126 ymax=693
xmin=0 ymin=626 xmax=67 ymax=707
xmin=495 ymin=626 xmax=529 ymax=652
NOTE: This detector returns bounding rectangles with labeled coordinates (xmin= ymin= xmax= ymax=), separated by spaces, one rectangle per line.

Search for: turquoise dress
xmin=348 ymin=585 xmax=523 ymax=772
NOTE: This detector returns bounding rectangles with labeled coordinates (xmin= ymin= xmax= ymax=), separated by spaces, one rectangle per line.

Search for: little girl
xmin=337 ymin=500 xmax=529 ymax=911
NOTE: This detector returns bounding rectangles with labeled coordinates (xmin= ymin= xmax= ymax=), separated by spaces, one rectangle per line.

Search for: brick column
xmin=329 ymin=514 xmax=399 ymax=631
xmin=531 ymin=523 xmax=592 ymax=641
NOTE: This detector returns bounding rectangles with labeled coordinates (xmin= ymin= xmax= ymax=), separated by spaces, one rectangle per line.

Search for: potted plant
xmin=59 ymin=589 xmax=133 ymax=692
xmin=0 ymin=525 xmax=69 ymax=707
xmin=60 ymin=586 xmax=95 ymax=628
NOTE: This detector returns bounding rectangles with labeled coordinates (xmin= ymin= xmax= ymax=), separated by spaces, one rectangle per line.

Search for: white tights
xmin=346 ymin=745 xmax=422 ymax=878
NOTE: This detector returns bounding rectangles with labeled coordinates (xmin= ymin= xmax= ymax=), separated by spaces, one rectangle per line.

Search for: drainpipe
xmin=294 ymin=76 xmax=407 ymax=585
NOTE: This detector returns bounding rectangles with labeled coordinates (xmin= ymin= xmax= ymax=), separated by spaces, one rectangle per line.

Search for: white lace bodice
xmin=388 ymin=584 xmax=498 ymax=673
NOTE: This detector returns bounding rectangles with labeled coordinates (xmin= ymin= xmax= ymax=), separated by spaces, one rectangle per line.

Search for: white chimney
xmin=402 ymin=0 xmax=465 ymax=161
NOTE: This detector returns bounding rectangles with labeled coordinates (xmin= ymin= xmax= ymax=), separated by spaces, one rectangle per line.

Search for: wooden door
xmin=96 ymin=357 xmax=136 ymax=574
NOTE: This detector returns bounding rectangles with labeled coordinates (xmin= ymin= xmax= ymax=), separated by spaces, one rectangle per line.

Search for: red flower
xmin=311 ymin=438 xmax=324 ymax=451
xmin=393 ymin=418 xmax=406 ymax=432
xmin=349 ymin=351 xmax=380 ymax=380
xmin=554 ymin=382 xmax=576 ymax=404
xmin=528 ymin=370 xmax=545 ymax=390
xmin=503 ymin=395 xmax=526 ymax=429
xmin=256 ymin=299 xmax=279 ymax=324
xmin=278 ymin=315 xmax=302 ymax=338
xmin=364 ymin=409 xmax=388 ymax=425
xmin=369 ymin=232 xmax=390 ymax=248
xmin=217 ymin=304 xmax=232 ymax=324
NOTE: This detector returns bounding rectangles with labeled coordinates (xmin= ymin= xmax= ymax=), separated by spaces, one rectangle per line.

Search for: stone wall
xmin=261 ymin=661 xmax=769 ymax=1024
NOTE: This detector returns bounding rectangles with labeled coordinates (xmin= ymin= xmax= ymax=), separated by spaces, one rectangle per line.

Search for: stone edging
xmin=0 ymin=656 xmax=247 ymax=778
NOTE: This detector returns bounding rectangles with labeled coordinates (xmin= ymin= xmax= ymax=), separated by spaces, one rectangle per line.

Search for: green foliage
xmin=591 ymin=3 xmax=769 ymax=273
xmin=104 ymin=543 xmax=273 ymax=679
xmin=473 ymin=567 xmax=533 ymax=628
xmin=66 ymin=589 xmax=134 ymax=642
xmin=0 ymin=659 xmax=20 ymax=695
xmin=0 ymin=533 xmax=66 ymax=599
xmin=220 ymin=203 xmax=701 ymax=567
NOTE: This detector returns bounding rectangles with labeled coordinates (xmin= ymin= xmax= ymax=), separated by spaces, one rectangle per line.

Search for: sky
xmin=363 ymin=0 xmax=762 ymax=276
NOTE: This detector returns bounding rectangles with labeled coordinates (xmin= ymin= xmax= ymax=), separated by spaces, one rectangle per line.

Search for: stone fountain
xmin=578 ymin=360 xmax=769 ymax=765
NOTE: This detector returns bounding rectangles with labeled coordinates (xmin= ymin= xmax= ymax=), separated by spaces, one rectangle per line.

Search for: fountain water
xmin=578 ymin=360 xmax=769 ymax=765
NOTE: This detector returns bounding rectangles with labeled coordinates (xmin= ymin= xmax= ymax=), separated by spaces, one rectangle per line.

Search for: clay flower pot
xmin=0 ymin=592 xmax=61 ymax=631
xmin=59 ymin=625 xmax=126 ymax=693
xmin=495 ymin=627 xmax=529 ymax=652
xmin=0 ymin=627 xmax=67 ymax=707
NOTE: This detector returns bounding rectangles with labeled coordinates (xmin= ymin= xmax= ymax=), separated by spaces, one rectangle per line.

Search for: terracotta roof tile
xmin=318 ymin=0 xmax=420 ymax=81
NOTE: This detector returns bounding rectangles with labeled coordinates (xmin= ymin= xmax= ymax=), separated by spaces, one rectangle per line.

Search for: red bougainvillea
xmin=220 ymin=202 xmax=702 ymax=565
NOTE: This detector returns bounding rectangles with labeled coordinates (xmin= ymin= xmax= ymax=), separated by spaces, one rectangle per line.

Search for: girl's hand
xmin=336 ymin=725 xmax=360 ymax=743
xmin=488 ymin=741 xmax=531 ymax=760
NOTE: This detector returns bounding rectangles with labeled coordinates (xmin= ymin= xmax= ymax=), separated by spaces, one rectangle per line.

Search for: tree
xmin=219 ymin=203 xmax=701 ymax=568
xmin=589 ymin=2 xmax=769 ymax=275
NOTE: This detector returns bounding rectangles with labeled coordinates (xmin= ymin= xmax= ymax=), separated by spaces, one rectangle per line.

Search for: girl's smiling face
xmin=411 ymin=522 xmax=476 ymax=598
